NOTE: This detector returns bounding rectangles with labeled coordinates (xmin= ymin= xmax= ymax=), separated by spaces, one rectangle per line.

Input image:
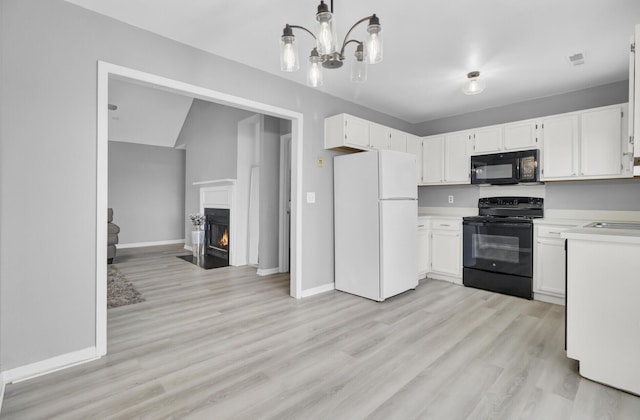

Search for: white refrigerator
xmin=334 ymin=149 xmax=418 ymax=301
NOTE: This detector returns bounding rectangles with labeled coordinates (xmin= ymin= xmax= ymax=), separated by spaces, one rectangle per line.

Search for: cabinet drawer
xmin=430 ymin=218 xmax=460 ymax=231
xmin=418 ymin=217 xmax=430 ymax=230
xmin=536 ymin=225 xmax=573 ymax=238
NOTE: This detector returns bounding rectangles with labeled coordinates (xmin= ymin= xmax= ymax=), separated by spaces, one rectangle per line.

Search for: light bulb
xmin=351 ymin=44 xmax=367 ymax=83
xmin=315 ymin=2 xmax=336 ymax=55
xmin=307 ymin=49 xmax=323 ymax=87
xmin=366 ymin=16 xmax=383 ymax=64
xmin=280 ymin=26 xmax=299 ymax=72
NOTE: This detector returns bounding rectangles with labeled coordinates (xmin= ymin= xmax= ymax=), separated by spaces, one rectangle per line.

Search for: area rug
xmin=108 ymin=265 xmax=145 ymax=308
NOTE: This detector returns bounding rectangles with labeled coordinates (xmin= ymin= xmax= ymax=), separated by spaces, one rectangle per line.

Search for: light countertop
xmin=562 ymin=222 xmax=640 ymax=244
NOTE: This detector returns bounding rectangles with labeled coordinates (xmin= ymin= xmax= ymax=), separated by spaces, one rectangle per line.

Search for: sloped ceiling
xmin=108 ymin=78 xmax=193 ymax=148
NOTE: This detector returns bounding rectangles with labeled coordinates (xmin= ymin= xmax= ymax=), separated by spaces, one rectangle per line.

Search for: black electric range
xmin=462 ymin=197 xmax=544 ymax=299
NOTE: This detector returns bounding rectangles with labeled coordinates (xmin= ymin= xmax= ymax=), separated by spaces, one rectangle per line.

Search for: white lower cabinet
xmin=533 ymin=222 xmax=580 ymax=304
xmin=417 ymin=217 xmax=430 ymax=278
xmin=418 ymin=217 xmax=462 ymax=284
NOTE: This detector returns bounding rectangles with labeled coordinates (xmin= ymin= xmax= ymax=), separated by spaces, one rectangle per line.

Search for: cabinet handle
xmin=548 ymin=231 xmax=561 ymax=235
xmin=440 ymin=224 xmax=451 ymax=227
xmin=418 ymin=224 xmax=425 ymax=228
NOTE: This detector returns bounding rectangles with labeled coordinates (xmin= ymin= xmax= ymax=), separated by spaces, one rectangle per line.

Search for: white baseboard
xmin=534 ymin=292 xmax=565 ymax=306
xmin=1 ymin=347 xmax=99 ymax=385
xmin=117 ymin=239 xmax=185 ymax=249
xmin=301 ymin=282 xmax=335 ymax=298
xmin=256 ymin=267 xmax=280 ymax=276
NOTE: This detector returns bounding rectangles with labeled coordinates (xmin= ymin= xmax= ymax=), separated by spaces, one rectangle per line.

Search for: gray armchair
xmin=108 ymin=208 xmax=120 ymax=264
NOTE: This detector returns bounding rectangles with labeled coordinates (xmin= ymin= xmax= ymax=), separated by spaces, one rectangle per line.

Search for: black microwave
xmin=471 ymin=149 xmax=540 ymax=185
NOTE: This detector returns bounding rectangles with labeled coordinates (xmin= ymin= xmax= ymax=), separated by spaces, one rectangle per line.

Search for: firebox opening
xmin=204 ymin=207 xmax=230 ymax=265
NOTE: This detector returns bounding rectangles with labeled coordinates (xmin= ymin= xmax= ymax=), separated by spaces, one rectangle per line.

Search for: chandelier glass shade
xmin=280 ymin=0 xmax=382 ymax=87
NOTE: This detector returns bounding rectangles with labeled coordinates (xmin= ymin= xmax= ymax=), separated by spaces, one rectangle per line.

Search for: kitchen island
xmin=562 ymin=223 xmax=640 ymax=396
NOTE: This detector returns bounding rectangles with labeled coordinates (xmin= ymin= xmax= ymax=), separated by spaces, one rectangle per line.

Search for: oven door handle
xmin=463 ymin=221 xmax=531 ymax=228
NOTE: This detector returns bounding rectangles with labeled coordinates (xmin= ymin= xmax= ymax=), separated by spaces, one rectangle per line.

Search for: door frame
xmin=279 ymin=133 xmax=292 ymax=272
xmin=96 ymin=61 xmax=304 ymax=357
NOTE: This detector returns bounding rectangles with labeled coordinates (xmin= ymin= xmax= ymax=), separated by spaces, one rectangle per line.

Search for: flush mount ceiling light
xmin=462 ymin=71 xmax=486 ymax=95
xmin=280 ymin=0 xmax=383 ymax=87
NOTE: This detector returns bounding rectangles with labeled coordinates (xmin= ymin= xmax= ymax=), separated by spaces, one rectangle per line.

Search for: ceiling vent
xmin=567 ymin=52 xmax=585 ymax=66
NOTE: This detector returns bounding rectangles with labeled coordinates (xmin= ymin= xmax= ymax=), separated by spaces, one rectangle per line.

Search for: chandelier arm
xmin=340 ymin=39 xmax=362 ymax=58
xmin=338 ymin=15 xmax=374 ymax=57
xmin=287 ymin=24 xmax=317 ymax=41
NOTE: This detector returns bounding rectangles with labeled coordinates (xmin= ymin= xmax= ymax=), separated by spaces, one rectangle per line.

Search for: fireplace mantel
xmin=193 ymin=178 xmax=236 ymax=187
xmin=199 ymin=181 xmax=239 ymax=266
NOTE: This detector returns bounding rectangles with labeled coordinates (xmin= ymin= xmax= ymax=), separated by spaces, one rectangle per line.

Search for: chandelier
xmin=280 ymin=0 xmax=383 ymax=87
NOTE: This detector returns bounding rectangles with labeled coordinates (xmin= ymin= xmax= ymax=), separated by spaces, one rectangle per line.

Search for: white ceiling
xmin=69 ymin=0 xmax=640 ymax=124
xmin=108 ymin=79 xmax=193 ymax=147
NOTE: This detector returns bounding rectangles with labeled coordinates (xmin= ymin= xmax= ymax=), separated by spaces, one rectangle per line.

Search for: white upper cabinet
xmin=422 ymin=135 xmax=445 ymax=184
xmin=389 ymin=129 xmax=408 ymax=152
xmin=444 ymin=131 xmax=471 ymax=183
xmin=580 ymin=107 xmax=623 ymax=177
xmin=324 ymin=114 xmax=370 ymax=150
xmin=470 ymin=122 xmax=538 ymax=154
xmin=503 ymin=119 xmax=539 ymax=150
xmin=325 ymin=114 xmax=413 ymax=153
xmin=369 ymin=123 xmax=390 ymax=150
xmin=406 ymin=135 xmax=423 ymax=184
xmin=541 ymin=114 xmax=579 ymax=178
xmin=541 ymin=104 xmax=630 ymax=180
xmin=470 ymin=125 xmax=503 ymax=154
xmin=420 ymin=132 xmax=470 ymax=185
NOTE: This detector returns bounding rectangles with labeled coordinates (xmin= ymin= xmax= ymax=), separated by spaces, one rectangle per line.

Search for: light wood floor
xmin=2 ymin=244 xmax=639 ymax=419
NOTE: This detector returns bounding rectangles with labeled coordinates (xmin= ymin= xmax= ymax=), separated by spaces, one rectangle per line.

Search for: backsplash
xmin=419 ymin=178 xmax=640 ymax=211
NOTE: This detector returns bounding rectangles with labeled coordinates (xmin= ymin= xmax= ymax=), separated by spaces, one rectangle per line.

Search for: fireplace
xmin=204 ymin=208 xmax=230 ymax=265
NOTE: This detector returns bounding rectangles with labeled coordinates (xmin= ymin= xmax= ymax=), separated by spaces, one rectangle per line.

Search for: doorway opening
xmin=97 ymin=61 xmax=303 ymax=357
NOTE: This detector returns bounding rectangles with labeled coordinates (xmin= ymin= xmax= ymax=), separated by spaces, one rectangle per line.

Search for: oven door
xmin=462 ymin=220 xmax=533 ymax=277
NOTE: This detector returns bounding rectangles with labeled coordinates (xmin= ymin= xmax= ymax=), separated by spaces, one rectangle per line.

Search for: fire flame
xmin=218 ymin=229 xmax=229 ymax=248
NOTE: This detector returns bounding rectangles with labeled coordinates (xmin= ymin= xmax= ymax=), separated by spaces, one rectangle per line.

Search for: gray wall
xmin=546 ymin=179 xmax=640 ymax=210
xmin=108 ymin=141 xmax=186 ymax=244
xmin=258 ymin=116 xmax=282 ymax=271
xmin=415 ymin=81 xmax=629 ymax=136
xmin=176 ymin=100 xmax=255 ymax=242
xmin=417 ymin=81 xmax=639 ymax=211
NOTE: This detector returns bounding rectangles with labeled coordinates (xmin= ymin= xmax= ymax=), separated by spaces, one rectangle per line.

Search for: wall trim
xmin=256 ymin=267 xmax=280 ymax=276
xmin=0 ymin=376 xmax=5 ymax=415
xmin=117 ymin=239 xmax=185 ymax=249
xmin=301 ymin=282 xmax=335 ymax=298
xmin=1 ymin=347 xmax=98 ymax=385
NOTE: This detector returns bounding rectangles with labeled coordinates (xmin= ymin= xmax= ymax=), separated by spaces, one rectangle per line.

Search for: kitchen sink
xmin=584 ymin=221 xmax=640 ymax=230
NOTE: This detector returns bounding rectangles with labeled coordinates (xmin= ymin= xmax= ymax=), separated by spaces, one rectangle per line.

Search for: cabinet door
xmin=344 ymin=115 xmax=370 ymax=149
xmin=541 ymin=114 xmax=578 ymax=179
xmin=417 ymin=226 xmax=430 ymax=276
xmin=444 ymin=132 xmax=470 ymax=183
xmin=389 ymin=130 xmax=407 ymax=152
xmin=422 ymin=136 xmax=444 ymax=184
xmin=504 ymin=120 xmax=538 ymax=150
xmin=580 ymin=107 xmax=623 ymax=177
xmin=629 ymin=24 xmax=640 ymax=176
xmin=535 ymin=237 xmax=566 ymax=296
xmin=431 ymin=230 xmax=461 ymax=277
xmin=472 ymin=126 xmax=502 ymax=154
xmin=406 ymin=135 xmax=423 ymax=184
xmin=369 ymin=123 xmax=389 ymax=150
